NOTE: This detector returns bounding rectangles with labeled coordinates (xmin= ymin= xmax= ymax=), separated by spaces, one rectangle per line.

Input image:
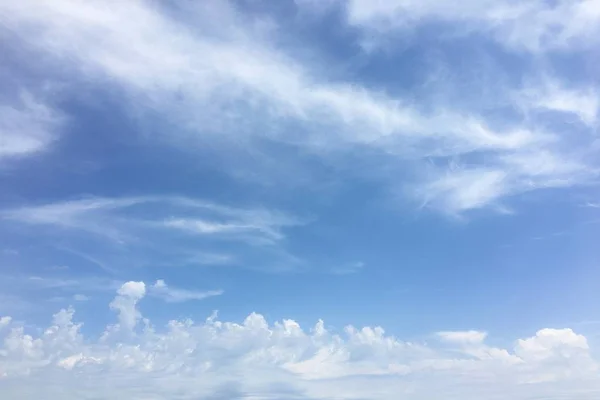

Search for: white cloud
xmin=2 ymin=1 xmax=596 ymax=214
xmin=0 ymin=276 xmax=220 ymax=318
xmin=149 ymin=280 xmax=223 ymax=303
xmin=515 ymin=328 xmax=590 ymax=362
xmin=0 ymin=283 xmax=599 ymax=399
xmin=437 ymin=330 xmax=488 ymax=344
xmin=108 ymin=281 xmax=146 ymax=332
xmin=0 ymin=92 xmax=63 ymax=160
xmin=0 ymin=196 xmax=303 ymax=272
xmin=436 ymin=330 xmax=519 ymax=364
xmin=513 ymin=328 xmax=597 ymax=384
xmin=0 ymin=0 xmax=532 ymax=155
xmin=163 ymin=217 xmax=290 ymax=244
xmin=516 ymin=80 xmax=599 ymax=126
xmin=416 ymin=166 xmax=509 ymax=213
xmin=414 ymin=144 xmax=596 ymax=214
xmin=1 ymin=196 xmax=299 ymax=245
xmin=0 ymin=316 xmax=11 ymax=328
xmin=327 ymin=0 xmax=600 ymax=53
xmin=0 ymin=197 xmax=142 ymax=243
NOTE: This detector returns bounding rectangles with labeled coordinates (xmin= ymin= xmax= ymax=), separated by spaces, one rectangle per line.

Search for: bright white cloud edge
xmin=0 ymin=281 xmax=598 ymax=399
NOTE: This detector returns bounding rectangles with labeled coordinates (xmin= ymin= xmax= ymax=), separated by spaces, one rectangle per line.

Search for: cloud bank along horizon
xmin=1 ymin=0 xmax=600 ymax=399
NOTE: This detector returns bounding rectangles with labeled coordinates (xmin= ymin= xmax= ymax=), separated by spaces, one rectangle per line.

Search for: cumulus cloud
xmin=1 ymin=0 xmax=597 ymax=214
xmin=0 ymin=283 xmax=599 ymax=399
xmin=0 ymin=316 xmax=11 ymax=328
xmin=108 ymin=281 xmax=146 ymax=331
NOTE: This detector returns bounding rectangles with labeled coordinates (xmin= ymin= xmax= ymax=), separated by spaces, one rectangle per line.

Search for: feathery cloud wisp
xmin=326 ymin=0 xmax=600 ymax=52
xmin=150 ymin=280 xmax=223 ymax=303
xmin=0 ymin=196 xmax=305 ymax=273
xmin=2 ymin=0 xmax=597 ymax=213
xmin=0 ymin=93 xmax=63 ymax=160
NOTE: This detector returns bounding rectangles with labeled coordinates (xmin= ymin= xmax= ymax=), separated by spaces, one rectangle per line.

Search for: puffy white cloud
xmin=515 ymin=328 xmax=593 ymax=364
xmin=0 ymin=317 xmax=11 ymax=328
xmin=107 ymin=281 xmax=146 ymax=332
xmin=0 ymin=283 xmax=599 ymax=399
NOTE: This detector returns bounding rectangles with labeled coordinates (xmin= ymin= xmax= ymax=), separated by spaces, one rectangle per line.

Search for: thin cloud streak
xmin=0 ymin=195 xmax=305 ymax=273
xmin=150 ymin=280 xmax=223 ymax=303
xmin=330 ymin=0 xmax=600 ymax=52
xmin=1 ymin=196 xmax=301 ymax=245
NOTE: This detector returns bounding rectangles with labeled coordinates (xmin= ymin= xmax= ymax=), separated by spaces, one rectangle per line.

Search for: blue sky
xmin=1 ymin=0 xmax=600 ymax=398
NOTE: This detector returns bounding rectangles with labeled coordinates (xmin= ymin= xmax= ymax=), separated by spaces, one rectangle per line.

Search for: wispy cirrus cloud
xmin=0 ymin=197 xmax=142 ymax=243
xmin=2 ymin=0 xmax=597 ymax=214
xmin=71 ymin=294 xmax=89 ymax=302
xmin=150 ymin=280 xmax=223 ymax=303
xmin=0 ymin=92 xmax=63 ymax=160
xmin=0 ymin=274 xmax=118 ymax=307
xmin=414 ymin=148 xmax=596 ymax=214
xmin=1 ymin=196 xmax=301 ymax=245
xmin=0 ymin=195 xmax=305 ymax=273
xmin=0 ymin=0 xmax=536 ymax=153
xmin=515 ymin=78 xmax=600 ymax=127
xmin=315 ymin=0 xmax=600 ymax=53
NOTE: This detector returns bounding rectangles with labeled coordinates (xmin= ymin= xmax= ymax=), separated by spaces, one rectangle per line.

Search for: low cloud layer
xmin=0 ymin=281 xmax=598 ymax=399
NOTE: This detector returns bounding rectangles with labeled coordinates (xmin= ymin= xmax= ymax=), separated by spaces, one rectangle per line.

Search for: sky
xmin=1 ymin=0 xmax=600 ymax=398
